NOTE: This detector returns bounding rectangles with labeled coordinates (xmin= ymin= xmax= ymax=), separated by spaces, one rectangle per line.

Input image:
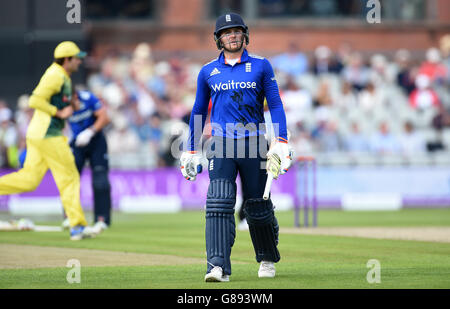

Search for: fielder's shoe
xmin=70 ymin=225 xmax=97 ymax=241
xmin=204 ymin=266 xmax=230 ymax=282
xmin=258 ymin=261 xmax=276 ymax=278
xmin=62 ymin=218 xmax=70 ymax=230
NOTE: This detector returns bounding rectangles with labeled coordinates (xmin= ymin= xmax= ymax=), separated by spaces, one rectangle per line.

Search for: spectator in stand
xmin=440 ymin=35 xmax=450 ymax=85
xmin=271 ymin=42 xmax=309 ymax=77
xmin=398 ymin=121 xmax=427 ymax=156
xmin=140 ymin=113 xmax=163 ymax=144
xmin=343 ymin=122 xmax=370 ymax=153
xmin=128 ymin=44 xmax=158 ymax=120
xmin=369 ymin=121 xmax=401 ymax=155
xmin=341 ymin=52 xmax=371 ymax=91
xmin=312 ymin=81 xmax=334 ymax=138
xmin=107 ymin=115 xmax=140 ymax=154
xmin=409 ymin=74 xmax=440 ymax=110
xmin=87 ymin=57 xmax=116 ymax=95
xmin=395 ymin=49 xmax=416 ymax=95
xmin=291 ymin=123 xmax=315 ymax=156
xmin=310 ymin=109 xmax=341 ymax=153
xmin=336 ymin=81 xmax=358 ymax=111
xmin=313 ymin=80 xmax=334 ymax=108
xmin=428 ymin=103 xmax=450 ymax=152
xmin=358 ymin=81 xmax=386 ymax=112
xmin=281 ymin=76 xmax=312 ymax=132
xmin=418 ymin=47 xmax=447 ymax=84
xmin=130 ymin=43 xmax=154 ymax=85
xmin=132 ymin=80 xmax=157 ymax=119
xmin=0 ymin=101 xmax=19 ymax=168
xmin=13 ymin=95 xmax=32 ymax=167
xmin=432 ymin=104 xmax=450 ymax=130
xmin=311 ymin=45 xmax=342 ymax=75
xmin=0 ymin=100 xmax=12 ymax=121
xmin=369 ymin=54 xmax=394 ymax=87
xmin=335 ymin=42 xmax=353 ymax=70
xmin=168 ymin=89 xmax=190 ymax=120
xmin=317 ymin=120 xmax=342 ymax=153
xmin=148 ymin=61 xmax=170 ymax=99
xmin=14 ymin=95 xmax=33 ymax=139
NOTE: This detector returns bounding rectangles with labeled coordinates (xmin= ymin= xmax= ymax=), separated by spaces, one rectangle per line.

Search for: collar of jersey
xmin=53 ymin=62 xmax=70 ymax=78
xmin=219 ymin=49 xmax=249 ymax=65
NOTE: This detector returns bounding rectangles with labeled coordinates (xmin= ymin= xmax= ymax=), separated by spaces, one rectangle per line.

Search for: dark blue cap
xmin=214 ymin=13 xmax=249 ymax=50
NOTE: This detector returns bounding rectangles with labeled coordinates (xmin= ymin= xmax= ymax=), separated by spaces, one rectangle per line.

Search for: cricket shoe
xmin=62 ymin=218 xmax=70 ymax=230
xmin=70 ymin=225 xmax=97 ymax=241
xmin=258 ymin=261 xmax=276 ymax=278
xmin=17 ymin=218 xmax=35 ymax=231
xmin=204 ymin=266 xmax=230 ymax=282
xmin=88 ymin=221 xmax=108 ymax=234
xmin=237 ymin=218 xmax=249 ymax=231
xmin=92 ymin=221 xmax=108 ymax=234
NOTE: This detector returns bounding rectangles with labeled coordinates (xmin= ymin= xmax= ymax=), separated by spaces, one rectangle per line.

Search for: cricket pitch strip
xmin=281 ymin=226 xmax=450 ymax=243
xmin=0 ymin=244 xmax=205 ymax=269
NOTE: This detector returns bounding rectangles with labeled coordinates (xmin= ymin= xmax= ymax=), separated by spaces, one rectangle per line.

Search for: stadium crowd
xmin=1 ymin=35 xmax=450 ymax=169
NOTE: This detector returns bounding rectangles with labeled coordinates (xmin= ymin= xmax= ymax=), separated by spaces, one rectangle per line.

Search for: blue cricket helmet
xmin=214 ymin=13 xmax=249 ymax=50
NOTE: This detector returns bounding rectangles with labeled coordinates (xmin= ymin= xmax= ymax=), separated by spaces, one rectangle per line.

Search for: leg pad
xmin=205 ymin=179 xmax=236 ymax=275
xmin=244 ymin=198 xmax=280 ymax=263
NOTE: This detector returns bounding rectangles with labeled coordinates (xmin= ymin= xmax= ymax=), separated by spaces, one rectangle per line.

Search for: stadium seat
xmin=442 ymin=128 xmax=450 ymax=149
xmin=404 ymin=153 xmax=433 ymax=166
xmin=431 ymin=151 xmax=450 ymax=166
xmin=353 ymin=153 xmax=378 ymax=166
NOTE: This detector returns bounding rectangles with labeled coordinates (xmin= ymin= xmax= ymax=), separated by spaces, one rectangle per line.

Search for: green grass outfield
xmin=1 ymin=209 xmax=450 ymax=289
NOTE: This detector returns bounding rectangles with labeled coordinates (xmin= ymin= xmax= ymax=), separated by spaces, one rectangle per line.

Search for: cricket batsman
xmin=0 ymin=41 xmax=96 ymax=240
xmin=65 ymin=88 xmax=111 ymax=231
xmin=180 ymin=13 xmax=292 ymax=282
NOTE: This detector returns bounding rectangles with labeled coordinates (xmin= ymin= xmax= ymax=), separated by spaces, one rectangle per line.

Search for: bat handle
xmin=263 ymin=173 xmax=274 ymax=200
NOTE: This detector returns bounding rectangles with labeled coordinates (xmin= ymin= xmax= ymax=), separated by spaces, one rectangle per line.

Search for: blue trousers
xmin=205 ymin=136 xmax=269 ymax=275
xmin=207 ymin=136 xmax=268 ymax=199
xmin=71 ymin=131 xmax=112 ymax=225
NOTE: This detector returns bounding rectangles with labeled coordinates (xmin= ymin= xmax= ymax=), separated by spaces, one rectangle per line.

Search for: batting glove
xmin=267 ymin=140 xmax=293 ymax=178
xmin=180 ymin=151 xmax=203 ymax=181
xmin=75 ymin=128 xmax=95 ymax=147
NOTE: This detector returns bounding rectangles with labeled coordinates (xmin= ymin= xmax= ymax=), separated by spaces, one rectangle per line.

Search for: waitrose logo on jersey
xmin=211 ymin=80 xmax=257 ymax=92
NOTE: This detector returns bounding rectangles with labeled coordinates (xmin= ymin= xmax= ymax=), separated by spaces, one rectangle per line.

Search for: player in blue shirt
xmin=67 ymin=89 xmax=111 ymax=231
xmin=180 ymin=13 xmax=292 ymax=282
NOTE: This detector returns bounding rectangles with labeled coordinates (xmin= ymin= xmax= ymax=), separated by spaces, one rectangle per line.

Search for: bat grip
xmin=263 ymin=173 xmax=274 ymax=200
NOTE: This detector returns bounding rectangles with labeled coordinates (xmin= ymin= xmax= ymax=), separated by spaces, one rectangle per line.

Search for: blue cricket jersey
xmin=68 ymin=90 xmax=102 ymax=139
xmin=188 ymin=49 xmax=287 ymax=151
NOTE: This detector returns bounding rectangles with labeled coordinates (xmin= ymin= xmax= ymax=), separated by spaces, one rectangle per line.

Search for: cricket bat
xmin=263 ymin=173 xmax=273 ymax=200
xmin=263 ymin=153 xmax=281 ymax=200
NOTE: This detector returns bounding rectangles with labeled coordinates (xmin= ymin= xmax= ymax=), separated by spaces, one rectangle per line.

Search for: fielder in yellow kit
xmin=0 ymin=41 xmax=97 ymax=240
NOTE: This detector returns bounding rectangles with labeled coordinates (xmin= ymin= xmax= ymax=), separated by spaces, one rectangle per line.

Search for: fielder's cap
xmin=54 ymin=41 xmax=87 ymax=59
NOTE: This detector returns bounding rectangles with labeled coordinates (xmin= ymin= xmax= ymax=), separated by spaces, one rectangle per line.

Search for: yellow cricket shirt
xmin=26 ymin=63 xmax=72 ymax=139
